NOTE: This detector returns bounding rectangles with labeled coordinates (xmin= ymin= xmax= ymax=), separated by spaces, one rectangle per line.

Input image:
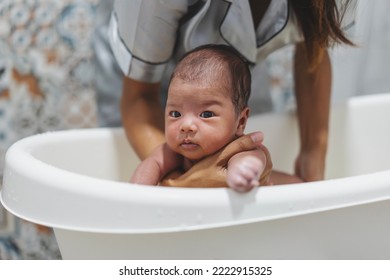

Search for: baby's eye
xmin=169 ymin=111 xmax=181 ymax=118
xmin=200 ymin=111 xmax=214 ymax=118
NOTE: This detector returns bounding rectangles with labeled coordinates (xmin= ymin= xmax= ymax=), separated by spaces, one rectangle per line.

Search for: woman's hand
xmin=294 ymin=149 xmax=326 ymax=182
xmin=161 ymin=132 xmax=272 ymax=188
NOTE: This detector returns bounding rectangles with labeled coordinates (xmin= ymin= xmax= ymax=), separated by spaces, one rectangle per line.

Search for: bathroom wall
xmin=331 ymin=1 xmax=390 ymax=101
xmin=0 ymin=0 xmax=100 ymax=259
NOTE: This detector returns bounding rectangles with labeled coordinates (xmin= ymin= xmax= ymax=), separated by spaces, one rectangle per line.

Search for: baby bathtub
xmin=2 ymin=93 xmax=390 ymax=260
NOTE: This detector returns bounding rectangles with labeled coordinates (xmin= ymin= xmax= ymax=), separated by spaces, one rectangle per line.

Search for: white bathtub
xmin=2 ymin=93 xmax=390 ymax=259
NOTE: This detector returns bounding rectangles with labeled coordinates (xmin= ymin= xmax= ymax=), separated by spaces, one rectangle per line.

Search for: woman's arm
xmin=121 ymin=77 xmax=165 ymax=160
xmin=294 ymin=43 xmax=331 ymax=182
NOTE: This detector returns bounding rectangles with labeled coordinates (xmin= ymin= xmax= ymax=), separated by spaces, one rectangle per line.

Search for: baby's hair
xmin=170 ymin=44 xmax=251 ymax=114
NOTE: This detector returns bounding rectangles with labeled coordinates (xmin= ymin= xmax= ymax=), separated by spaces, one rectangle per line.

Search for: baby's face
xmin=165 ymin=78 xmax=246 ymax=162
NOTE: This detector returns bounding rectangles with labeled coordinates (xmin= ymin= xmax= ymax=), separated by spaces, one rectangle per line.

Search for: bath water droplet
xmin=179 ymin=223 xmax=187 ymax=230
xmin=156 ymin=208 xmax=164 ymax=218
xmin=196 ymin=214 xmax=203 ymax=224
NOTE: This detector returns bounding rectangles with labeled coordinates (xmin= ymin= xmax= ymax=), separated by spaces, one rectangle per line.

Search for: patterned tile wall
xmin=0 ymin=0 xmax=99 ymax=259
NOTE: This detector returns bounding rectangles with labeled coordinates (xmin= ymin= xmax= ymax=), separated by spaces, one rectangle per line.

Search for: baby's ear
xmin=235 ymin=107 xmax=250 ymax=137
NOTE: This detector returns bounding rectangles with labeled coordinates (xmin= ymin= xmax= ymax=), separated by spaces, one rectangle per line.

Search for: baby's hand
xmin=226 ymin=155 xmax=264 ymax=192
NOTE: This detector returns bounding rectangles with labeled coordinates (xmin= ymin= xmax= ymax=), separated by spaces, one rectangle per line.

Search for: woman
xmin=108 ymin=0 xmax=356 ymax=186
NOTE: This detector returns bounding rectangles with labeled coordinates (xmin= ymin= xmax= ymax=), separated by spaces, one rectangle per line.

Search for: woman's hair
xmin=291 ymin=0 xmax=355 ymax=68
xmin=170 ymin=44 xmax=251 ymax=115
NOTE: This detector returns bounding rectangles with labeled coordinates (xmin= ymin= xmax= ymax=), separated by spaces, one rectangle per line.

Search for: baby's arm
xmin=130 ymin=143 xmax=182 ymax=185
xmin=226 ymin=146 xmax=268 ymax=192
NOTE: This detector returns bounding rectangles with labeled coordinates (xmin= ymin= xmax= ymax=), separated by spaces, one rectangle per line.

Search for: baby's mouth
xmin=180 ymin=139 xmax=199 ymax=150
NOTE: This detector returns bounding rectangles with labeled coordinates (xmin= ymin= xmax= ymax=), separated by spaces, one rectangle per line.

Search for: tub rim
xmin=2 ymin=127 xmax=390 ymax=234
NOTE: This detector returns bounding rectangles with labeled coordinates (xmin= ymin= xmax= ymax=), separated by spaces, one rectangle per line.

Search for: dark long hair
xmin=290 ymin=0 xmax=355 ymax=68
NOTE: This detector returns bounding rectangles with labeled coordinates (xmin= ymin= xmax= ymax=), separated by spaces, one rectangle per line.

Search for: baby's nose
xmin=180 ymin=117 xmax=197 ymax=133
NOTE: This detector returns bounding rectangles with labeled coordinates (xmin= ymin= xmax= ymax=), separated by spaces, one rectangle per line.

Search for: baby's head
xmin=170 ymin=44 xmax=251 ymax=115
xmin=165 ymin=44 xmax=252 ymax=162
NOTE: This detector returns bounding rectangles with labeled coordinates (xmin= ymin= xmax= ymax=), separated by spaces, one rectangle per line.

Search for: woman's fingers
xmin=217 ymin=132 xmax=264 ymax=166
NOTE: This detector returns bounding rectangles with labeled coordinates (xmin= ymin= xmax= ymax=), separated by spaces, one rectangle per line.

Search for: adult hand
xmin=294 ymin=150 xmax=325 ymax=182
xmin=161 ymin=132 xmax=272 ymax=188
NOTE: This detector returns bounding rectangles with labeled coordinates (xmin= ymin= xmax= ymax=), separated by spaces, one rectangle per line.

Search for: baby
xmin=131 ymin=44 xmax=300 ymax=192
